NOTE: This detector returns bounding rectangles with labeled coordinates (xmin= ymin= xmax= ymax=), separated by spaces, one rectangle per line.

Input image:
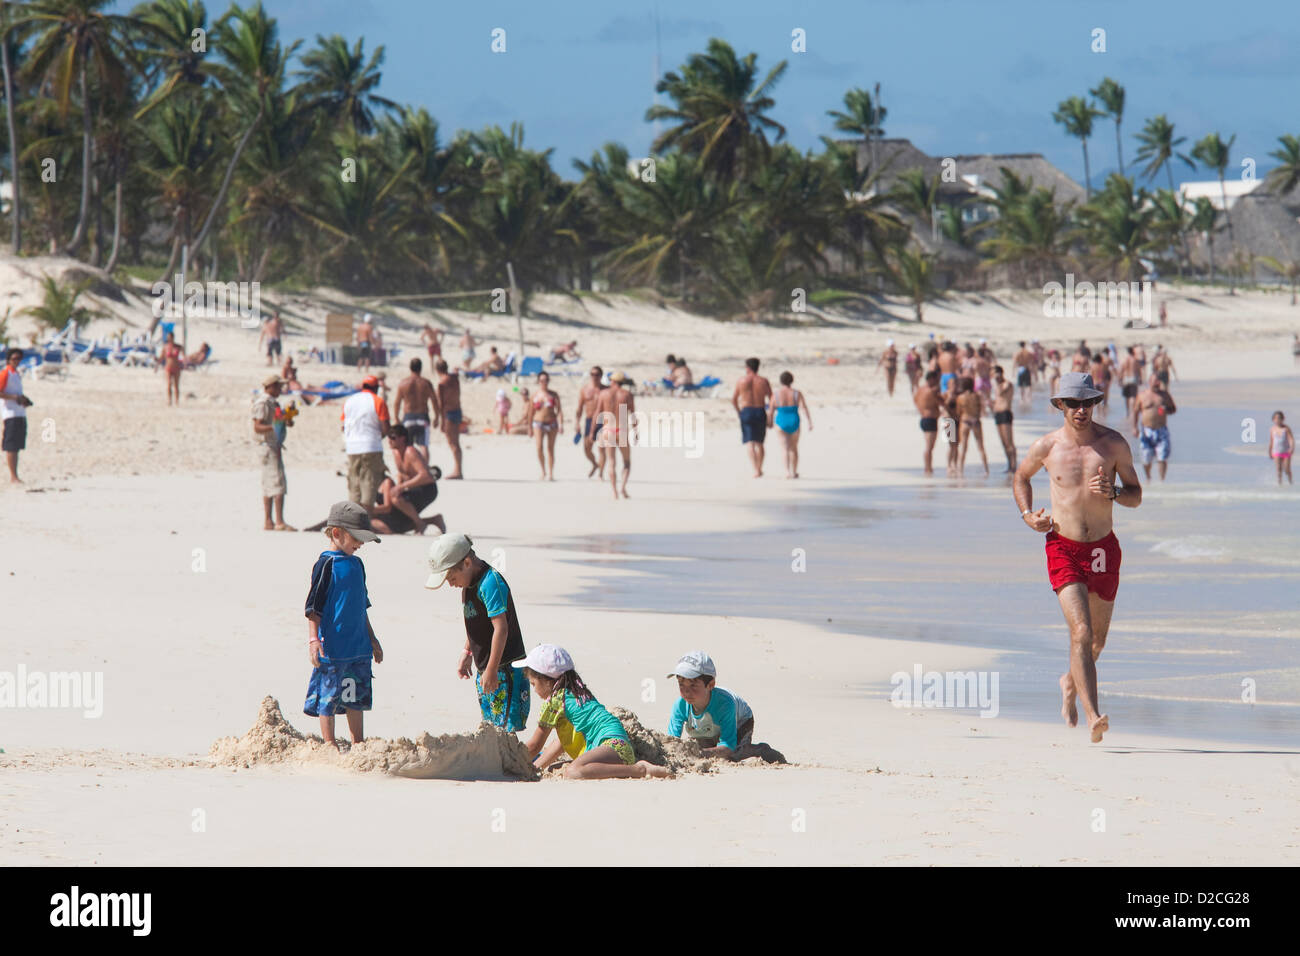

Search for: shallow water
xmin=552 ymin=376 xmax=1300 ymax=748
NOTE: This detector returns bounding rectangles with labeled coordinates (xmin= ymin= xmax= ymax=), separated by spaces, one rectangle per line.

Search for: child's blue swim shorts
xmin=305 ymin=658 xmax=373 ymax=717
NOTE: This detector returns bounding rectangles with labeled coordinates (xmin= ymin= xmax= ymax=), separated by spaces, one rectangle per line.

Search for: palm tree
xmin=1 ymin=1 xmax=25 ymax=253
xmin=646 ymin=38 xmax=787 ymax=182
xmin=1150 ymin=188 xmax=1190 ymax=278
xmin=889 ymin=244 xmax=938 ymax=322
xmin=380 ymin=106 xmax=469 ymax=280
xmin=1189 ymin=195 xmax=1217 ymax=282
xmin=1052 ymin=96 xmax=1103 ymax=199
xmin=1258 ymin=247 xmax=1300 ymax=305
xmin=1191 ymin=132 xmax=1238 ymax=292
xmin=296 ymin=34 xmax=395 ymax=135
xmin=1134 ymin=114 xmax=1195 ymax=271
xmin=131 ymin=0 xmax=214 ymax=119
xmin=979 ymin=169 xmax=1076 ymax=287
xmin=19 ymin=274 xmax=103 ymax=329
xmin=1090 ymin=77 xmax=1125 ymax=176
xmin=826 ymin=86 xmax=886 ymax=139
xmin=1265 ymin=134 xmax=1300 ymax=197
xmin=16 ymin=0 xmax=136 ymax=256
xmin=890 ymin=167 xmax=939 ymax=225
xmin=1076 ymin=174 xmax=1156 ymax=280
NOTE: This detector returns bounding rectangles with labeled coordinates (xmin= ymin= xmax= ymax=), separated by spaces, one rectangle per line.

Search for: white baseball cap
xmin=518 ymin=643 xmax=573 ymax=678
xmin=886 ymin=338 xmax=894 ymax=346
xmin=667 ymin=651 xmax=716 ymax=680
xmin=424 ymin=533 xmax=474 ymax=589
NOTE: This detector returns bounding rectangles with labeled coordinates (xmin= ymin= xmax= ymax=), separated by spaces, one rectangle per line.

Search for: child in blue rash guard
xmin=424 ymin=533 xmax=530 ymax=731
xmin=667 ymin=651 xmax=754 ymax=758
xmin=517 ymin=644 xmax=669 ymax=779
xmin=304 ymin=502 xmax=384 ymax=746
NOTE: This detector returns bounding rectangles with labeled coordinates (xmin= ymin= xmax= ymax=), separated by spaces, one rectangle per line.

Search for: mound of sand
xmin=209 ymin=697 xmax=538 ymax=781
xmin=608 ymin=706 xmax=714 ymax=774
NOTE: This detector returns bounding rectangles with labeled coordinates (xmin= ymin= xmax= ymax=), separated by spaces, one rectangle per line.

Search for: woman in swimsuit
xmin=161 ymin=332 xmax=183 ymax=406
xmin=955 ymin=377 xmax=989 ymax=478
xmin=1269 ymin=411 xmax=1294 ymax=485
xmin=904 ymin=345 xmax=921 ymax=394
xmin=528 ymin=372 xmax=562 ymax=479
xmin=768 ymin=371 xmax=813 ymax=479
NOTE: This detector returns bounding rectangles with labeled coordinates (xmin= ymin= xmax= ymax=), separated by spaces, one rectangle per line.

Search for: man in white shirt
xmin=342 ymin=375 xmax=390 ymax=510
xmin=1 ymin=348 xmax=32 ymax=483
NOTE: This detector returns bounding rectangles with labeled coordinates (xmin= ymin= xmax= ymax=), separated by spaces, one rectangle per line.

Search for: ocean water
xmin=550 ymin=376 xmax=1300 ymax=748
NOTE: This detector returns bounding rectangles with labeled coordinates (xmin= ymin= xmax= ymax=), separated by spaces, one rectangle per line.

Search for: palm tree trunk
xmin=1 ymin=23 xmax=20 ymax=255
xmin=1082 ymin=139 xmax=1092 ymax=200
xmin=189 ymin=102 xmax=265 ymax=258
xmin=1115 ymin=120 xmax=1124 ymax=177
xmin=103 ymin=177 xmax=123 ymax=273
xmin=63 ymin=59 xmax=93 ymax=256
xmin=90 ymin=173 xmax=103 ymax=266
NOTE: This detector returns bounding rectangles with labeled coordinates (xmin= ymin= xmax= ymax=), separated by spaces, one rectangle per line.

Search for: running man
xmin=596 ymin=372 xmax=636 ymax=499
xmin=1131 ymin=373 xmax=1177 ymax=480
xmin=992 ymin=365 xmax=1016 ymax=472
xmin=393 ymin=357 xmax=441 ymax=460
xmin=913 ymin=369 xmax=943 ymax=476
xmin=1014 ymin=372 xmax=1143 ymax=743
xmin=878 ymin=340 xmax=899 ymax=397
xmin=355 ymin=313 xmax=375 ymax=372
xmin=732 ymin=357 xmax=772 ymax=478
xmin=1152 ymin=345 xmax=1177 ymax=386
xmin=434 ymin=359 xmax=464 ymax=479
xmin=576 ymin=365 xmax=605 ymax=477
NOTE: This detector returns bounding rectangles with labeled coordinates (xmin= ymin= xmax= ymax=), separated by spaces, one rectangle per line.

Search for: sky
xmin=124 ymin=0 xmax=1300 ymax=188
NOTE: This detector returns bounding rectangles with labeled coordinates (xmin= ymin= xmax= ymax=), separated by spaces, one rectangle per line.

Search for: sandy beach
xmin=2 ymin=272 xmax=1298 ymax=865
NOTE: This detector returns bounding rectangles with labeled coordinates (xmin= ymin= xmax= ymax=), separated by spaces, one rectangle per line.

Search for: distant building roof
xmin=950 ymin=154 xmax=1086 ymax=204
xmin=1178 ymin=179 xmax=1263 ymax=210
xmin=1189 ymin=192 xmax=1300 ymax=271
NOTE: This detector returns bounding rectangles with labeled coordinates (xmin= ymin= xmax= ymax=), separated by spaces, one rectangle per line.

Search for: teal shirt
xmin=538 ymin=690 xmax=628 ymax=759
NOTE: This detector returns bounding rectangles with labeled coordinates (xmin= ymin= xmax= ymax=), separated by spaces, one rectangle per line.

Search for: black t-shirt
xmin=462 ymin=561 xmax=525 ymax=673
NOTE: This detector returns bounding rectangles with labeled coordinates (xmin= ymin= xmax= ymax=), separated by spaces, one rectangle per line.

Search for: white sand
xmin=2 ymin=260 xmax=1298 ymax=864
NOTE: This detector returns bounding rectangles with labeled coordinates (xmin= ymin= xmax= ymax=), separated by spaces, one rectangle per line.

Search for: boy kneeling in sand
xmin=668 ymin=651 xmax=755 ymax=759
xmin=304 ymin=502 xmax=384 ymax=746
xmin=517 ymin=644 xmax=668 ymax=779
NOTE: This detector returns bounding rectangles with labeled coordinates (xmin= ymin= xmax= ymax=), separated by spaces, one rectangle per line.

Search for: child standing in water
xmin=304 ymin=502 xmax=384 ymax=746
xmin=1269 ymin=411 xmax=1294 ymax=485
xmin=517 ymin=644 xmax=669 ymax=779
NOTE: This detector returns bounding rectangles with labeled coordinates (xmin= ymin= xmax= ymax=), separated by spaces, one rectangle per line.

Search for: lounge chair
xmin=678 ymin=374 xmax=722 ymax=397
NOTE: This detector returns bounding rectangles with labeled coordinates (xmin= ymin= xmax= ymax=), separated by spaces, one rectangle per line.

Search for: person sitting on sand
xmin=370 ymin=424 xmax=445 ymax=536
xmin=425 ymin=533 xmax=529 ymax=732
xmin=508 ymin=388 xmax=532 ymax=435
xmin=1269 ymin=411 xmax=1294 ymax=485
xmin=475 ymin=346 xmax=505 ymax=375
xmin=667 ymin=651 xmax=754 ymax=760
xmin=548 ymin=341 xmax=580 ymax=363
xmin=280 ymin=356 xmax=313 ymax=404
xmin=304 ymin=502 xmax=384 ymax=747
xmin=518 ymin=644 xmax=668 ymax=779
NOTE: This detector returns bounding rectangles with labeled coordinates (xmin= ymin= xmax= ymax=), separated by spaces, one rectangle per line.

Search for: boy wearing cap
xmin=1013 ymin=372 xmax=1142 ymax=744
xmin=425 ymin=534 xmax=530 ymax=731
xmin=252 ymin=374 xmax=294 ymax=531
xmin=304 ymin=502 xmax=384 ymax=746
xmin=667 ymin=651 xmax=755 ymax=758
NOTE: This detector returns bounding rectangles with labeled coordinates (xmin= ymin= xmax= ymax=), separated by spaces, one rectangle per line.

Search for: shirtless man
xmin=671 ymin=358 xmax=693 ymax=389
xmin=1131 ymin=373 xmax=1177 ymax=480
xmin=458 ymin=328 xmax=477 ymax=370
xmin=576 ymin=365 xmax=606 ymax=477
xmin=1011 ymin=341 xmax=1035 ymax=406
xmin=1014 ymin=372 xmax=1143 ymax=743
xmin=370 ymin=423 xmax=445 ymax=535
xmin=393 ymin=357 xmax=441 ymax=459
xmin=1117 ymin=347 xmax=1142 ymax=416
xmin=596 ymin=372 xmax=636 ymax=499
xmin=992 ymin=365 xmax=1016 ymax=472
xmin=355 ymin=313 xmax=375 ymax=372
xmin=421 ymin=324 xmax=443 ymax=363
xmin=914 ymin=369 xmax=943 ymax=476
xmin=1088 ymin=353 xmax=1111 ymax=416
xmin=937 ymin=342 xmax=960 ymax=396
xmin=475 ymin=346 xmax=504 ymax=375
xmin=732 ymin=357 xmax=772 ymax=478
xmin=258 ymin=310 xmax=283 ymax=367
xmin=434 ymin=359 xmax=464 ymax=479
xmin=878 ymin=339 xmax=899 ymax=397
xmin=1151 ymin=345 xmax=1177 ymax=386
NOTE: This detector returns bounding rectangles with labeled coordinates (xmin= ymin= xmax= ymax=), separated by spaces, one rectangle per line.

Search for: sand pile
xmin=608 ymin=707 xmax=714 ymax=774
xmin=208 ymin=697 xmax=539 ymax=781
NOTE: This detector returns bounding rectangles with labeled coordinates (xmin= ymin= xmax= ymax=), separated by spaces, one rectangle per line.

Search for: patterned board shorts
xmin=305 ymin=658 xmax=373 ymax=717
xmin=598 ymin=736 xmax=637 ymax=765
xmin=476 ymin=666 xmax=530 ymax=732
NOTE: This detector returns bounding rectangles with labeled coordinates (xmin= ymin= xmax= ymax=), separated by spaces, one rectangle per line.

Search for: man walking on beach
xmin=251 ymin=373 xmax=294 ymax=530
xmin=1152 ymin=345 xmax=1177 ymax=386
xmin=576 ymin=365 xmax=605 ymax=478
xmin=1118 ymin=347 xmax=1141 ymax=416
xmin=258 ymin=310 xmax=283 ymax=367
xmin=393 ymin=357 xmax=440 ymax=460
xmin=992 ymin=366 xmax=1016 ymax=472
xmin=596 ymin=372 xmax=636 ymax=499
xmin=733 ymin=358 xmax=772 ymax=478
xmin=1014 ymin=372 xmax=1142 ymax=743
xmin=1132 ymin=373 xmax=1177 ymax=481
xmin=355 ymin=313 xmax=375 ymax=372
xmin=1012 ymin=341 xmax=1035 ymax=406
xmin=914 ymin=369 xmax=943 ymax=476
xmin=342 ymin=375 xmax=389 ymax=509
xmin=434 ymin=359 xmax=464 ymax=479
xmin=1 ymin=347 xmax=32 ymax=483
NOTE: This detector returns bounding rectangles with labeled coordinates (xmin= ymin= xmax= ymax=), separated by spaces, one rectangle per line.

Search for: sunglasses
xmin=1060 ymin=398 xmax=1100 ymax=409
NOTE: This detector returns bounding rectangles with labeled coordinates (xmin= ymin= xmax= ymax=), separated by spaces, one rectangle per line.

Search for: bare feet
xmin=637 ymin=760 xmax=671 ymax=778
xmin=1089 ymin=713 xmax=1109 ymax=743
xmin=264 ymin=520 xmax=275 ymax=531
xmin=1059 ymin=673 xmax=1078 ymax=728
xmin=274 ymin=523 xmax=297 ymax=531
xmin=587 ymin=463 xmax=598 ymax=477
xmin=429 ymin=514 xmax=446 ymax=534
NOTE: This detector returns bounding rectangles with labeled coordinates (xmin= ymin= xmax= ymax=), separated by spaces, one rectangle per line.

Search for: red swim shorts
xmin=1044 ymin=530 xmax=1122 ymax=602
